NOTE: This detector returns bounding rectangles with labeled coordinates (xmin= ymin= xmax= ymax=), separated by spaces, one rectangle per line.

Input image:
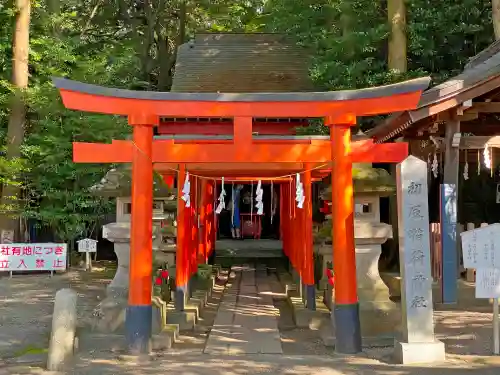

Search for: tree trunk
xmin=47 ymin=0 xmax=60 ymax=14
xmin=140 ymin=0 xmax=156 ymax=85
xmin=388 ymin=0 xmax=407 ymax=73
xmin=493 ymin=0 xmax=500 ymax=40
xmin=157 ymin=0 xmax=187 ymax=91
xmin=0 ymin=0 xmax=31 ymax=241
xmin=340 ymin=1 xmax=354 ymax=59
xmin=385 ymin=0 xmax=407 ymax=271
xmin=177 ymin=0 xmax=187 ymax=47
xmin=46 ymin=0 xmax=60 ymax=36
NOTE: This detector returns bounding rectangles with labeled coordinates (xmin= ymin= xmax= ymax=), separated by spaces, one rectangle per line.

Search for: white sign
xmin=77 ymin=238 xmax=98 ymax=253
xmin=460 ymin=223 xmax=500 ymax=355
xmin=476 ymin=268 xmax=500 ymax=299
xmin=460 ymin=223 xmax=500 ymax=269
xmin=0 ymin=243 xmax=67 ymax=272
xmin=1 ymin=230 xmax=14 ymax=244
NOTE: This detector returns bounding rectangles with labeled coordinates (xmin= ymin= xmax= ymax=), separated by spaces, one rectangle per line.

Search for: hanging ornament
xmin=463 ymin=150 xmax=469 ymax=181
xmin=295 ymin=173 xmax=305 ymax=209
xmin=181 ymin=172 xmax=191 ymax=207
xmin=215 ymin=177 xmax=226 ymax=214
xmin=484 ymin=145 xmax=492 ymax=170
xmin=431 ymin=152 xmax=439 ymax=178
xmin=255 ymin=180 xmax=264 ymax=215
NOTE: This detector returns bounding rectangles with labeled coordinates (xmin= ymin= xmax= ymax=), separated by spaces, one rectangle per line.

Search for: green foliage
xmin=263 ymin=0 xmax=494 ymax=131
xmin=264 ymin=0 xmax=494 ymax=88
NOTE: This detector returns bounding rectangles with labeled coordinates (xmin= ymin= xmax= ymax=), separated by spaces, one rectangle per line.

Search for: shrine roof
xmin=367 ymin=41 xmax=500 ymax=143
xmin=52 ymin=76 xmax=430 ymax=105
xmin=464 ymin=40 xmax=500 ymax=70
xmin=170 ymin=33 xmax=314 ymax=93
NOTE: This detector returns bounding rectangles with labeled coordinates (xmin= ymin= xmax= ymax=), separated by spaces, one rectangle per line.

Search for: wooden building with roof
xmin=158 ymin=33 xmax=315 ymax=137
xmin=367 ymin=41 xmax=500 ymax=288
xmin=368 ymin=40 xmax=500 ymax=225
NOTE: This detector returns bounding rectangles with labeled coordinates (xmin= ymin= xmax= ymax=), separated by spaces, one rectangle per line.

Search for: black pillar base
xmin=332 ymin=303 xmax=362 ymax=354
xmin=305 ymin=284 xmax=316 ymax=310
xmin=125 ymin=305 xmax=152 ymax=354
xmin=175 ymin=286 xmax=187 ymax=311
xmin=188 ymin=277 xmax=194 ymax=298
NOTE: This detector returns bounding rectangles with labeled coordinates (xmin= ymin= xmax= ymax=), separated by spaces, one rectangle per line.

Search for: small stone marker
xmin=393 ymin=156 xmax=445 ymax=364
xmin=47 ymin=288 xmax=78 ymax=371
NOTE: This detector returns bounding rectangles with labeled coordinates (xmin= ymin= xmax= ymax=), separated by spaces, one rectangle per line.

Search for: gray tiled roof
xmin=416 ymin=49 xmax=500 ymax=109
xmin=170 ymin=33 xmax=314 ymax=93
xmin=465 ymin=40 xmax=500 ymax=70
xmin=367 ymin=41 xmax=500 ymax=142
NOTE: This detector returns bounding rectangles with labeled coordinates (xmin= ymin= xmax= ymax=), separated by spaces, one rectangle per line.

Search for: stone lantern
xmin=89 ymin=167 xmax=176 ymax=333
xmin=316 ymin=163 xmax=399 ymax=340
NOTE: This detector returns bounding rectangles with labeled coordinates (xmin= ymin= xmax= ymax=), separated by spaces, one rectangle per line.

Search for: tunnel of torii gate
xmin=53 ymin=76 xmax=430 ymax=354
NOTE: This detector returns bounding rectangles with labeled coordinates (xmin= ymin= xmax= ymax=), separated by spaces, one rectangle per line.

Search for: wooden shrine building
xmin=52 ymin=33 xmax=430 ymax=355
xmin=367 ymin=40 xmax=500 ymax=303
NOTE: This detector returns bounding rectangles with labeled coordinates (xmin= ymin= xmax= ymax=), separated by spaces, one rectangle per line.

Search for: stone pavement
xmin=204 ymin=265 xmax=282 ymax=354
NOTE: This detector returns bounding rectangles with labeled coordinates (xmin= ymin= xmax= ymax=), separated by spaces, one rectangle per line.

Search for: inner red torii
xmin=53 ymin=76 xmax=430 ymax=355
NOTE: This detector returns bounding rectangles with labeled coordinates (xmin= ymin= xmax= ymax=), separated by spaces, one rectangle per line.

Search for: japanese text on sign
xmin=77 ymin=238 xmax=97 ymax=253
xmin=0 ymin=243 xmax=67 ymax=272
xmin=460 ymin=224 xmax=500 ymax=269
xmin=402 ymin=178 xmax=432 ymax=312
xmin=476 ymin=268 xmax=500 ymax=299
xmin=397 ymin=156 xmax=436 ymax=344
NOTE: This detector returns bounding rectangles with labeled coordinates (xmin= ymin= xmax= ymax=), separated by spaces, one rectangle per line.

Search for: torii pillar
xmin=327 ymin=114 xmax=361 ymax=354
xmin=126 ymin=113 xmax=158 ymax=353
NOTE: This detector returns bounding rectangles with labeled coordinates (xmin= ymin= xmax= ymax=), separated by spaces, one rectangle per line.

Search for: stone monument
xmin=393 ymin=156 xmax=445 ymax=364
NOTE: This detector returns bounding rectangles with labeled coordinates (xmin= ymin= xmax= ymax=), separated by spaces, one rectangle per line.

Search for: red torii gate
xmin=53 ymin=76 xmax=429 ymax=354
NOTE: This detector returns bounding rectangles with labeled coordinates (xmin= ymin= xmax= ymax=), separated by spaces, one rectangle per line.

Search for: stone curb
xmin=166 ymin=269 xmax=223 ymax=331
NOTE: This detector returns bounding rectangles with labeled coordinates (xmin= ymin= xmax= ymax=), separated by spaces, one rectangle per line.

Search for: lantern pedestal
xmin=90 ymin=223 xmax=162 ymax=334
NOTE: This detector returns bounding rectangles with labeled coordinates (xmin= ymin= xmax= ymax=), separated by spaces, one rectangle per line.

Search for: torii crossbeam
xmin=53 ymin=76 xmax=430 ymax=355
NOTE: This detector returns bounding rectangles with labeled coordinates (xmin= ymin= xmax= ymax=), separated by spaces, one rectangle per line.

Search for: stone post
xmin=102 ymin=222 xmax=131 ymax=298
xmin=47 ymin=288 xmax=77 ymax=371
xmin=393 ymin=156 xmax=445 ymax=364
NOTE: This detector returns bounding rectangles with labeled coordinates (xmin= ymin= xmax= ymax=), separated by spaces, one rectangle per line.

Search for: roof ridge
xmin=465 ymin=40 xmax=500 ymax=70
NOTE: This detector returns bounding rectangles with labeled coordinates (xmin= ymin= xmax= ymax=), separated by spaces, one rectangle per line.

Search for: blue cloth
xmin=232 ymin=188 xmax=241 ymax=228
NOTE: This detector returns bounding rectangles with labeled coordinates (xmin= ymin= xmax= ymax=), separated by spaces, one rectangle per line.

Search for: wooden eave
xmin=368 ymin=47 xmax=500 ymax=143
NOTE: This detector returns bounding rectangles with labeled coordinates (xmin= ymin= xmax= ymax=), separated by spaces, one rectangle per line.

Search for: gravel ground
xmin=0 ymin=264 xmax=113 ymax=362
xmin=4 ymin=352 xmax=500 ymax=375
